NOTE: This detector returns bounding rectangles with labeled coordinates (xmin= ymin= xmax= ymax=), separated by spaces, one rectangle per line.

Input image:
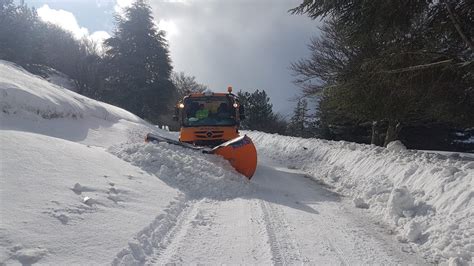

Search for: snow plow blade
xmin=145 ymin=133 xmax=257 ymax=179
xmin=145 ymin=133 xmax=203 ymax=151
xmin=208 ymin=135 xmax=257 ymax=179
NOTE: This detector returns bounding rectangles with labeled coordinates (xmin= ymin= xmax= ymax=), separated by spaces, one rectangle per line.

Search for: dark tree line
xmin=0 ymin=0 xmax=102 ymax=95
xmin=0 ymin=0 xmax=199 ymax=124
xmin=290 ymin=0 xmax=474 ymax=151
xmin=236 ymin=89 xmax=319 ymax=137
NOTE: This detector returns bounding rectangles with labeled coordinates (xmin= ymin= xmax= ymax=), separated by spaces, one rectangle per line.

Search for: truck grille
xmin=194 ymin=130 xmax=224 ymax=139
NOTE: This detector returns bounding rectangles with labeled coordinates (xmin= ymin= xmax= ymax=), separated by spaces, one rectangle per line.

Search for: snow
xmin=386 ymin=140 xmax=407 ymax=152
xmin=109 ymin=142 xmax=251 ymax=200
xmin=402 ymin=220 xmax=422 ymax=242
xmin=247 ymin=131 xmax=474 ymax=263
xmin=41 ymin=66 xmax=79 ymax=92
xmin=0 ymin=60 xmax=140 ymax=123
xmin=0 ymin=60 xmax=241 ymax=264
xmin=386 ymin=186 xmax=416 ymax=223
xmin=353 ymin=197 xmax=369 ymax=209
xmin=1 ymin=60 xmax=472 ymax=264
xmin=1 ymin=130 xmax=179 ymax=264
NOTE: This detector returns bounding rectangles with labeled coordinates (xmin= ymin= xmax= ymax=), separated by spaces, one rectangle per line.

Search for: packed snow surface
xmin=1 ymin=60 xmax=472 ymax=265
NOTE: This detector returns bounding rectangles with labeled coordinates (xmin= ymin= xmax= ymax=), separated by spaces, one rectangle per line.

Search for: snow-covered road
xmin=113 ymin=156 xmax=425 ymax=265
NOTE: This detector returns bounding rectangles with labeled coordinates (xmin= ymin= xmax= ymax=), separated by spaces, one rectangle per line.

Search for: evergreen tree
xmin=287 ymin=99 xmax=310 ymax=137
xmin=237 ymin=90 xmax=273 ymax=131
xmin=237 ymin=89 xmax=288 ymax=134
xmin=103 ymin=0 xmax=176 ymax=121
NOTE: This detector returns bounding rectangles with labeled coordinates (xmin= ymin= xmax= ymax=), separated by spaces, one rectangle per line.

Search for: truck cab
xmin=174 ymin=87 xmax=245 ymax=147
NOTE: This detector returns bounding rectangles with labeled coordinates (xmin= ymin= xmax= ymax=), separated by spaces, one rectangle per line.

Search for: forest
xmin=1 ymin=0 xmax=472 ymax=151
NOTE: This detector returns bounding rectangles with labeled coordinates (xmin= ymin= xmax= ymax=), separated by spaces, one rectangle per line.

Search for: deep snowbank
xmin=0 ymin=60 xmax=139 ymax=123
xmin=247 ymin=131 xmax=473 ymax=264
xmin=0 ymin=60 xmax=155 ymax=148
xmin=0 ymin=130 xmax=180 ymax=265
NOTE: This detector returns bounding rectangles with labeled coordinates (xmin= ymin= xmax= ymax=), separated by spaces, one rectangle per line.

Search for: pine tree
xmin=287 ymin=99 xmax=309 ymax=137
xmin=103 ymin=0 xmax=176 ymax=121
xmin=237 ymin=90 xmax=275 ymax=131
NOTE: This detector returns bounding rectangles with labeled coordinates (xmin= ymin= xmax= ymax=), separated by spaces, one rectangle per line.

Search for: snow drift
xmin=0 ymin=60 xmax=139 ymax=123
xmin=1 ymin=130 xmax=180 ymax=265
xmin=247 ymin=131 xmax=473 ymax=263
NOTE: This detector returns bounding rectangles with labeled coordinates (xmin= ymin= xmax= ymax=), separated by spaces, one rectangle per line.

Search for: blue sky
xmin=23 ymin=0 xmax=320 ymax=115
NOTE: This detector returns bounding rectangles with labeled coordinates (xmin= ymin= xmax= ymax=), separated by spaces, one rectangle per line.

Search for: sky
xmin=23 ymin=0 xmax=321 ymax=115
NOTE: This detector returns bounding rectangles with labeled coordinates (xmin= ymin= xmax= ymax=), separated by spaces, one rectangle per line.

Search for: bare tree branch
xmin=380 ymin=59 xmax=454 ymax=74
xmin=443 ymin=0 xmax=474 ymax=51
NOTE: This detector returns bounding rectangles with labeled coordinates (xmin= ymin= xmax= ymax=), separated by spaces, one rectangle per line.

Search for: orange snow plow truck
xmin=145 ymin=87 xmax=257 ymax=179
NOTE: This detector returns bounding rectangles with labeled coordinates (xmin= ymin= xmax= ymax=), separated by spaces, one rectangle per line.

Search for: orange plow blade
xmin=211 ymin=135 xmax=257 ymax=179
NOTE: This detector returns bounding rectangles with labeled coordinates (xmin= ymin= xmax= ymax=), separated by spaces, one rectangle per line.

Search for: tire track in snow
xmin=259 ymin=200 xmax=305 ymax=264
xmin=112 ymin=195 xmax=195 ymax=265
xmin=153 ymin=198 xmax=274 ymax=264
xmin=149 ymin=199 xmax=205 ymax=264
xmin=322 ymin=235 xmax=349 ymax=266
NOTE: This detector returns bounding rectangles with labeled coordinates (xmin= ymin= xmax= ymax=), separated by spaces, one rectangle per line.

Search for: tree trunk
xmin=371 ymin=121 xmax=382 ymax=146
xmin=384 ymin=121 xmax=402 ymax=147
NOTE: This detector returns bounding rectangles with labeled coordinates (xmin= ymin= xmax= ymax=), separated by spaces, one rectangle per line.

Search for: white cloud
xmin=158 ymin=19 xmax=180 ymax=37
xmin=89 ymin=30 xmax=111 ymax=44
xmin=89 ymin=31 xmax=111 ymax=54
xmin=37 ymin=5 xmax=111 ymax=53
xmin=37 ymin=4 xmax=90 ymax=39
xmin=148 ymin=0 xmax=319 ymax=114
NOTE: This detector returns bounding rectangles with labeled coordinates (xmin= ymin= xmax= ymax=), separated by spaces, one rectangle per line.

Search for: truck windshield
xmin=183 ymin=96 xmax=236 ymax=126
